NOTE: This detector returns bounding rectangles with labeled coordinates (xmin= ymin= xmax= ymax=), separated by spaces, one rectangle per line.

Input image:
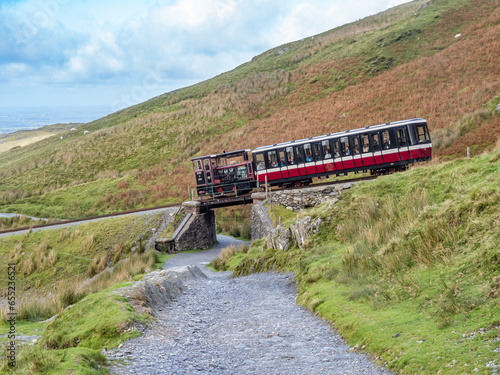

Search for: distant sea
xmin=0 ymin=106 xmax=111 ymax=135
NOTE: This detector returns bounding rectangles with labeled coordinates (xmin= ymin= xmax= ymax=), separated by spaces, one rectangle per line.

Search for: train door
xmin=360 ymin=133 xmax=375 ymax=166
xmin=396 ymin=126 xmax=410 ymax=160
xmin=322 ymin=139 xmax=335 ymax=173
xmin=350 ymin=135 xmax=363 ymax=168
xmin=254 ymin=152 xmax=267 ymax=183
xmin=303 ymin=143 xmax=317 ymax=175
xmin=278 ymin=148 xmax=290 ymax=178
xmin=340 ymin=136 xmax=354 ymax=169
xmin=193 ymin=159 xmax=206 ymax=186
xmin=294 ymin=144 xmax=308 ymax=176
xmin=380 ymin=129 xmax=400 ymax=163
xmin=312 ymin=142 xmax=324 ymax=173
xmin=266 ymin=150 xmax=282 ymax=182
xmin=203 ymin=159 xmax=213 ymax=185
xmin=371 ymin=132 xmax=383 ymax=164
xmin=286 ymin=147 xmax=299 ymax=177
xmin=332 ymin=139 xmax=344 ymax=171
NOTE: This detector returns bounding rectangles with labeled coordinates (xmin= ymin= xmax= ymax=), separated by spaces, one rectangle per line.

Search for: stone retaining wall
xmin=251 ymin=196 xmax=275 ymax=241
xmin=270 ymin=182 xmax=353 ymax=212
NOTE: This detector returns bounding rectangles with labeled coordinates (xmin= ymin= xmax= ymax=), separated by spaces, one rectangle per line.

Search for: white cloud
xmin=0 ymin=0 xmax=413 ymax=109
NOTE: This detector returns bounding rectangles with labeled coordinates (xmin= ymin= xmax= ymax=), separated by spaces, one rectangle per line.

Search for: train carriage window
xmin=396 ymin=127 xmax=407 ymax=147
xmin=286 ymin=147 xmax=294 ymax=164
xmin=313 ymin=143 xmax=322 ymax=161
xmin=294 ymin=145 xmax=304 ymax=163
xmin=371 ymin=133 xmax=380 ymax=151
xmin=204 ymin=159 xmax=211 ymax=170
xmin=351 ymin=136 xmax=360 ymax=155
xmin=381 ymin=130 xmax=392 ymax=149
xmin=278 ymin=149 xmax=287 ymax=167
xmin=361 ymin=134 xmax=370 ymax=153
xmin=194 ymin=160 xmax=202 ymax=171
xmin=322 ymin=140 xmax=331 ymax=159
xmin=415 ymin=124 xmax=430 ymax=142
xmin=332 ymin=139 xmax=341 ymax=158
xmin=255 ymin=153 xmax=265 ymax=170
xmin=340 ymin=137 xmax=350 ymax=156
xmin=304 ymin=144 xmax=313 ymax=162
xmin=216 ymin=156 xmax=226 ymax=167
xmin=267 ymin=150 xmax=278 ymax=168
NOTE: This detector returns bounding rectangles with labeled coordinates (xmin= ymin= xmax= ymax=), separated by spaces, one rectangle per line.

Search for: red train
xmin=191 ymin=118 xmax=432 ymax=198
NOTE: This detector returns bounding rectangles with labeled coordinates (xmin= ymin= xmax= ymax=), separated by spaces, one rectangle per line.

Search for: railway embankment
xmin=251 ymin=181 xmax=355 ymax=248
xmin=214 ymin=149 xmax=500 ymax=374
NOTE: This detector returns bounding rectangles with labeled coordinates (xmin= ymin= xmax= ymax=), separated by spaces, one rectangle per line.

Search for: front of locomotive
xmin=191 ymin=150 xmax=257 ymax=199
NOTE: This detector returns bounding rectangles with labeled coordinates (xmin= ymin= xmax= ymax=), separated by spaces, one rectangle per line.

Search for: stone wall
xmin=175 ymin=210 xmax=217 ymax=251
xmin=258 ymin=182 xmax=357 ymax=251
xmin=251 ymin=196 xmax=275 ymax=241
xmin=270 ymin=183 xmax=353 ymax=212
xmin=266 ymin=215 xmax=323 ymax=251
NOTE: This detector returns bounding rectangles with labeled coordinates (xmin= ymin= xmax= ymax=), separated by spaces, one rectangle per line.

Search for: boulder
xmin=116 ymin=265 xmax=207 ymax=315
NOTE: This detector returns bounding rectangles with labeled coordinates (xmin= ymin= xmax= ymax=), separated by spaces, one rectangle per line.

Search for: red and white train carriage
xmin=252 ymin=118 xmax=432 ymax=187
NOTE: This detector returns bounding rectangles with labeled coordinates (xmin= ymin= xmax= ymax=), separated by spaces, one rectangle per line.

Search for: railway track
xmin=0 ymin=203 xmax=180 ymax=236
xmin=0 ymin=175 xmax=376 ymax=236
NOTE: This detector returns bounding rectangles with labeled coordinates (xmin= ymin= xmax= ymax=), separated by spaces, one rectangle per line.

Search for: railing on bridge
xmin=193 ymin=181 xmax=260 ymax=201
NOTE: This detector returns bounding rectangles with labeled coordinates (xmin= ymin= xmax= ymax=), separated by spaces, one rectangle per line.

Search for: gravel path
xmin=107 ymin=235 xmax=391 ymax=375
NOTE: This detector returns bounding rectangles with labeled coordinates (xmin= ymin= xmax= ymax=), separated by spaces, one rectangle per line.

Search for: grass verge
xmin=0 ymin=212 xmax=173 ymax=373
xmin=213 ymin=148 xmax=500 ymax=374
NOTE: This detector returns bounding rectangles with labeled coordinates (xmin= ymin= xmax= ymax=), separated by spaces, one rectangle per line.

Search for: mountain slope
xmin=0 ymin=0 xmax=499 ymax=218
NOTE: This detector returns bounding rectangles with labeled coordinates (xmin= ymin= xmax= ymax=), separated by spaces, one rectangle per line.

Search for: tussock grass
xmin=0 ymin=249 xmax=158 ymax=324
xmin=0 ymin=213 xmax=165 ymax=324
xmin=0 ymin=215 xmax=51 ymax=230
xmin=209 ymin=243 xmax=250 ymax=271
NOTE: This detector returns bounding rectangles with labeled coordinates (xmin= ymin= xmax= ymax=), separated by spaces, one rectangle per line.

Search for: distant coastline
xmin=0 ymin=106 xmax=111 ymax=134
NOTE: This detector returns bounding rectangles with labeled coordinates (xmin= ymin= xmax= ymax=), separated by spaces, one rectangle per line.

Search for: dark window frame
xmin=396 ymin=127 xmax=409 ymax=148
xmin=294 ymin=144 xmax=305 ymax=164
xmin=350 ymin=135 xmax=361 ymax=155
xmin=278 ymin=148 xmax=287 ymax=167
xmin=331 ymin=139 xmax=341 ymax=158
xmin=312 ymin=142 xmax=323 ymax=161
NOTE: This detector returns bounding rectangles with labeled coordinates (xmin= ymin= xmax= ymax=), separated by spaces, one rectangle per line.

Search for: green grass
xmin=215 ymin=149 xmax=500 ymax=374
xmin=0 ymin=287 xmax=146 ymax=374
xmin=0 ymin=212 xmax=170 ymax=373
xmin=263 ymin=203 xmax=298 ymax=227
xmin=41 ymin=288 xmax=146 ymax=351
xmin=0 ymin=213 xmax=164 ymax=298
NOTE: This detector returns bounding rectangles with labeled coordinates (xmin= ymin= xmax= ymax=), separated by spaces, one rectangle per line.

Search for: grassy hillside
xmin=0 ymin=213 xmax=169 ymax=373
xmin=0 ymin=0 xmax=499 ymax=220
xmin=213 ymin=147 xmax=500 ymax=374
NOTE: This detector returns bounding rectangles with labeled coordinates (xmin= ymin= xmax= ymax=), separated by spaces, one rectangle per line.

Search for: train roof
xmin=191 ymin=149 xmax=251 ymax=161
xmin=251 ymin=118 xmax=427 ymax=153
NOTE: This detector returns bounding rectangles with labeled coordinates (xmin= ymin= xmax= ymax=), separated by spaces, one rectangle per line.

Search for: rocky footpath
xmin=106 ymin=235 xmax=392 ymax=375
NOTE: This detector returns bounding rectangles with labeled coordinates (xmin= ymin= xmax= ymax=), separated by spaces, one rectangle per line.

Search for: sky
xmin=0 ymin=0 xmax=411 ymax=113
